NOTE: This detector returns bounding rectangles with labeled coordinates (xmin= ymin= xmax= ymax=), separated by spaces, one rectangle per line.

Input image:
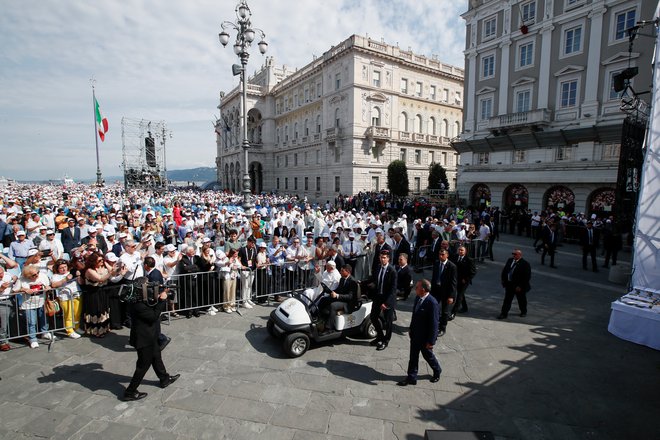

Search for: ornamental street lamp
xmin=219 ymin=0 xmax=268 ymax=215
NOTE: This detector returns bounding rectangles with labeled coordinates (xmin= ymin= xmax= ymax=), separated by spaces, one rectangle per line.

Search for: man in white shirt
xmin=477 ymin=220 xmax=490 ymax=263
xmin=120 ymin=240 xmax=146 ymax=282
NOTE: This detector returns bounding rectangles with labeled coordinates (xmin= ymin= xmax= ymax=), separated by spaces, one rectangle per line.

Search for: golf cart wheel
xmin=362 ymin=320 xmax=377 ymax=339
xmin=266 ymin=319 xmax=276 ymax=338
xmin=283 ymin=332 xmax=310 ymax=357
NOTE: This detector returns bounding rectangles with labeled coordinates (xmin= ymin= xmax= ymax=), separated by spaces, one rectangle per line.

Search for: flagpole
xmin=92 ymin=81 xmax=103 ymax=186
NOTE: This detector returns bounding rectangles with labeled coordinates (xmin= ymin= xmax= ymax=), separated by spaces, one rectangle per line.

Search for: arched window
xmin=442 ymin=119 xmax=449 ymax=137
xmin=316 ymin=115 xmax=321 ymax=133
xmin=399 ymin=112 xmax=409 ymax=132
xmin=415 ymin=114 xmax=423 ymax=133
xmin=304 ymin=119 xmax=309 ymax=136
xmin=372 ymin=107 xmax=381 ymax=126
xmin=294 ymin=122 xmax=299 ymax=139
xmin=284 ymin=125 xmax=289 ymax=142
xmin=429 ymin=117 xmax=436 ymax=135
xmin=454 ymin=121 xmax=461 ymax=137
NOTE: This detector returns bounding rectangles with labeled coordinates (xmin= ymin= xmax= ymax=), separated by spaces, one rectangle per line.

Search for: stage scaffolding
xmin=121 ymin=117 xmax=169 ymax=190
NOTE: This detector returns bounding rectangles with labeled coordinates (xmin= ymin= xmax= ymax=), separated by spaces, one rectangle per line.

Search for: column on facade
xmin=498 ymin=39 xmax=511 ymax=115
xmin=465 ymin=51 xmax=477 ymax=134
xmin=583 ymin=3 xmax=607 ymax=119
xmin=537 ymin=24 xmax=555 ymax=109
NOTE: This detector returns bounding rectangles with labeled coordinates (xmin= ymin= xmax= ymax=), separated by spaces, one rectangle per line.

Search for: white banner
xmin=631 ymin=4 xmax=660 ymax=291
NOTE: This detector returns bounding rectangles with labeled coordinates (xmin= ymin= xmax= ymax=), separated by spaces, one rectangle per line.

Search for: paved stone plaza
xmin=1 ymin=233 xmax=658 ymax=440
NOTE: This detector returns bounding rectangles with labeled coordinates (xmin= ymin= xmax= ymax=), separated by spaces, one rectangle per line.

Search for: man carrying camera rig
xmin=122 ymin=275 xmax=179 ymax=402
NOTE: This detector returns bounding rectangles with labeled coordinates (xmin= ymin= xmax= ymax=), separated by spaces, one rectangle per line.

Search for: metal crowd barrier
xmin=0 ymin=288 xmax=79 ymax=349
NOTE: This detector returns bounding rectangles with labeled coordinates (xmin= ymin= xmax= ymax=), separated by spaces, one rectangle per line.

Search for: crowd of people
xmin=0 ymin=182 xmax=620 ymax=356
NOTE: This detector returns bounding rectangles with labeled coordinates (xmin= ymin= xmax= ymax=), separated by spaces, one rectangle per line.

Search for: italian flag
xmin=95 ymin=97 xmax=109 ymax=141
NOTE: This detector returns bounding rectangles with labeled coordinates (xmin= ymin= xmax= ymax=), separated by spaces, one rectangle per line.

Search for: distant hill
xmin=167 ymin=167 xmax=216 ymax=182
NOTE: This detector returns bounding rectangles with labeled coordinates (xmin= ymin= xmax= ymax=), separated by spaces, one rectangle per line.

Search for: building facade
xmin=215 ymin=35 xmax=463 ymax=202
xmin=453 ymin=0 xmax=653 ymax=216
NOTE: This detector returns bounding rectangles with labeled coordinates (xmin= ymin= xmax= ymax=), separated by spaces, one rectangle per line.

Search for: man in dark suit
xmin=498 ymin=249 xmax=532 ymax=319
xmin=370 ymin=231 xmax=392 ymax=277
xmin=395 ymin=253 xmax=414 ymax=300
xmin=541 ymin=222 xmax=559 ymax=268
xmin=326 ymin=246 xmax=345 ymax=271
xmin=60 ymin=218 xmax=81 ymax=255
xmin=397 ymin=279 xmax=441 ymax=386
xmin=369 ymin=250 xmax=397 ymax=351
xmin=123 ymin=283 xmax=179 ymax=401
xmin=144 ymin=257 xmax=170 ymax=350
xmin=449 ymin=245 xmax=476 ymax=319
xmin=81 ymin=226 xmax=108 ymax=255
xmin=579 ymin=221 xmax=599 ymax=272
xmin=431 ymin=249 xmax=457 ymax=336
xmin=326 ymin=265 xmax=359 ymax=330
xmin=176 ymin=245 xmax=211 ymax=318
xmin=392 ymin=233 xmax=411 ymax=263
xmin=428 ymin=229 xmax=442 ymax=266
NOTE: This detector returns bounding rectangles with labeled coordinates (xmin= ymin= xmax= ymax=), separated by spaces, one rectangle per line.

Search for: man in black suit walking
xmin=431 ymin=249 xmax=457 ymax=336
xmin=370 ymin=230 xmax=391 ymax=278
xmin=397 ymin=279 xmax=441 ymax=386
xmin=498 ymin=249 xmax=532 ymax=319
xmin=123 ymin=283 xmax=179 ymax=401
xmin=392 ymin=232 xmax=411 ymax=263
xmin=541 ymin=222 xmax=559 ymax=268
xmin=395 ymin=253 xmax=414 ymax=300
xmin=60 ymin=218 xmax=81 ymax=255
xmin=369 ymin=250 xmax=396 ymax=351
xmin=579 ymin=221 xmax=599 ymax=272
xmin=449 ymin=245 xmax=476 ymax=319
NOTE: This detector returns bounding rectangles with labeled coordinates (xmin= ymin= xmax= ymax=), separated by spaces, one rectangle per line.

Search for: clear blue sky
xmin=0 ymin=0 xmax=467 ymax=181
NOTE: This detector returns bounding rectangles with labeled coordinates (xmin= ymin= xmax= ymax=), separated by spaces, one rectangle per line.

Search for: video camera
xmin=118 ymin=277 xmax=178 ymax=305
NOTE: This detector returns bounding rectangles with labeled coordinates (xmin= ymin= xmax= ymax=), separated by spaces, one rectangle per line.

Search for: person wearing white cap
xmin=82 ymin=225 xmax=108 ymax=255
xmin=49 ymin=258 xmax=83 ymax=339
xmin=8 ymin=229 xmax=33 ymax=269
xmin=13 ymin=264 xmax=52 ymax=348
xmin=313 ymin=259 xmax=341 ymax=300
xmin=44 ymin=229 xmax=64 ymax=261
xmin=342 ymin=231 xmax=363 ymax=273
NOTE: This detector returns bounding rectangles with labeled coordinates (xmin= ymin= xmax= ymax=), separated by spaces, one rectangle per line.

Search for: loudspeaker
xmin=424 ymin=431 xmax=494 ymax=440
xmin=145 ymin=137 xmax=156 ymax=167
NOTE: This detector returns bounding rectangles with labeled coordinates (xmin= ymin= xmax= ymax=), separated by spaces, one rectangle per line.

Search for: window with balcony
xmin=335 ymin=108 xmax=340 ymax=127
xmin=401 ymin=78 xmax=408 ymax=93
xmin=400 ymin=148 xmax=407 ymax=162
xmin=373 ymin=70 xmax=381 ymax=87
xmin=335 ymin=73 xmax=341 ymax=90
xmin=556 ymin=145 xmax=576 ymax=161
xmin=455 ymin=121 xmax=461 ymax=137
xmin=521 ymin=1 xmax=536 ymax=24
xmin=416 ymin=82 xmax=423 ymax=97
xmin=294 ymin=122 xmax=299 ymax=140
xmin=400 ymin=112 xmax=409 ymax=132
xmin=564 ymin=26 xmax=582 ymax=55
xmin=316 ymin=177 xmax=321 ymax=191
xmin=482 ymin=54 xmax=495 ymax=79
xmin=415 ymin=114 xmax=423 ymax=133
xmin=602 ymin=143 xmax=620 ymax=160
xmin=483 ymin=16 xmax=497 ymax=40
xmin=560 ymin=79 xmax=578 ymax=108
xmin=372 ymin=107 xmax=381 ymax=126
xmin=317 ymin=81 xmax=322 ymax=97
xmin=334 ymin=176 xmax=340 ymax=193
xmin=429 ymin=117 xmax=436 ymax=135
xmin=479 ymin=97 xmax=493 ymax=120
xmin=304 ymin=119 xmax=309 ymax=137
xmin=316 ymin=115 xmax=321 ymax=133
xmin=519 ymin=42 xmax=534 ymax=68
xmin=513 ymin=150 xmax=527 ymax=163
xmin=477 ymin=152 xmax=489 ymax=165
xmin=442 ymin=118 xmax=449 ymax=137
xmin=414 ymin=149 xmax=421 ymax=164
xmin=516 ymin=89 xmax=531 ymax=113
xmin=614 ymin=8 xmax=636 ymax=41
xmin=430 ymin=85 xmax=436 ymax=100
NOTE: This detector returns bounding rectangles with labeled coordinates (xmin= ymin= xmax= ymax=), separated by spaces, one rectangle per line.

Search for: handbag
xmin=44 ymin=295 xmax=60 ymax=317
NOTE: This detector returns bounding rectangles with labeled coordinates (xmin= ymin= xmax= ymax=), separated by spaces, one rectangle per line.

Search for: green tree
xmin=428 ymin=162 xmax=450 ymax=191
xmin=387 ymin=160 xmax=409 ymax=197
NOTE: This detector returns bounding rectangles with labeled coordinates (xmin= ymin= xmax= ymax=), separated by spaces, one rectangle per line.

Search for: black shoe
xmin=192 ymin=311 xmax=201 ymax=317
xmin=519 ymin=313 xmax=527 ymax=317
xmin=159 ymin=337 xmax=171 ymax=351
xmin=430 ymin=372 xmax=441 ymax=383
xmin=376 ymin=342 xmax=388 ymax=351
xmin=438 ymin=329 xmax=446 ymax=337
xmin=370 ymin=339 xmax=381 ymax=346
xmin=185 ymin=313 xmax=192 ymax=319
xmin=448 ymin=313 xmax=456 ymax=321
xmin=497 ymin=314 xmax=507 ymax=320
xmin=123 ymin=390 xmax=148 ymax=401
xmin=396 ymin=378 xmax=417 ymax=386
xmin=160 ymin=374 xmax=180 ymax=389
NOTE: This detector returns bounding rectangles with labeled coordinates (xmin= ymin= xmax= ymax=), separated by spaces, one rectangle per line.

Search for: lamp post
xmin=219 ymin=0 xmax=268 ymax=215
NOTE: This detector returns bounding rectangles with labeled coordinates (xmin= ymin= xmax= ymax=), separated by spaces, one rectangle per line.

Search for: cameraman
xmin=143 ymin=257 xmax=170 ymax=350
xmin=123 ymin=279 xmax=180 ymax=402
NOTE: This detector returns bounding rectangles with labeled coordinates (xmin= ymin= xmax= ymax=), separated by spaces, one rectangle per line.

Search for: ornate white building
xmin=453 ymin=0 xmax=653 ymax=216
xmin=215 ymin=35 xmax=463 ymax=201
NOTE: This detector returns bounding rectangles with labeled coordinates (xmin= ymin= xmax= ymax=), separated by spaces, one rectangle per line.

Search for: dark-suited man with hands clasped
xmin=498 ymin=249 xmax=532 ymax=319
xmin=369 ymin=250 xmax=397 ymax=351
xmin=431 ymin=249 xmax=457 ymax=337
xmin=397 ymin=279 xmax=442 ymax=386
xmin=123 ymin=284 xmax=180 ymax=402
xmin=449 ymin=245 xmax=476 ymax=319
